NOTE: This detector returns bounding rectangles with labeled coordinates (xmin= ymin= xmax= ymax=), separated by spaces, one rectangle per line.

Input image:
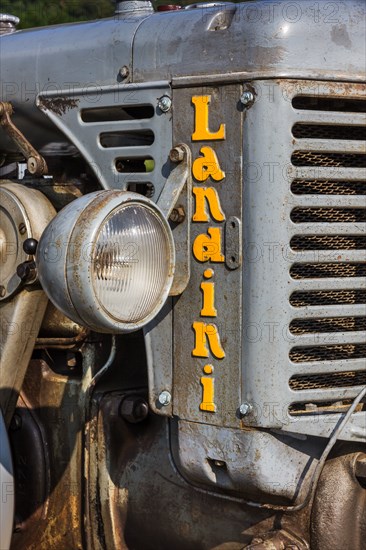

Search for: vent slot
xmin=289 ymin=371 xmax=366 ymax=390
xmin=81 ymin=105 xmax=155 ymax=123
xmin=115 ymin=158 xmax=154 ymax=173
xmin=292 ymin=96 xmax=366 ymax=113
xmin=290 ymin=316 xmax=366 ymax=334
xmin=292 ymin=123 xmax=366 ymax=141
xmin=100 ymin=130 xmax=154 ymax=148
xmin=290 ymin=263 xmax=366 ymax=279
xmin=291 ymin=179 xmax=366 ymax=195
xmin=290 ymin=235 xmax=366 ymax=251
xmin=291 ymin=207 xmax=366 ymax=223
xmin=290 ymin=344 xmax=366 ymax=363
xmin=290 ymin=289 xmax=366 ymax=307
xmin=291 ymin=151 xmax=366 ymax=168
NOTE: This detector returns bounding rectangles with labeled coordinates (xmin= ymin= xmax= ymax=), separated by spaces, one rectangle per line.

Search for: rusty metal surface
xmin=310 ymin=452 xmax=366 ymax=549
xmin=88 ymin=391 xmax=278 ymax=550
xmin=0 ymin=102 xmax=48 ymax=176
xmin=9 ymin=359 xmax=84 ymax=550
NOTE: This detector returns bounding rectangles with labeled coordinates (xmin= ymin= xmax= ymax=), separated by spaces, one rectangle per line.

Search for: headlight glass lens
xmin=92 ymin=203 xmax=172 ymax=324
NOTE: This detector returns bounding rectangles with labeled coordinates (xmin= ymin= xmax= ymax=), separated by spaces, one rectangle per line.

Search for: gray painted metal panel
xmin=37 ymin=82 xmax=172 ymax=194
xmin=133 ymin=0 xmax=365 ymax=83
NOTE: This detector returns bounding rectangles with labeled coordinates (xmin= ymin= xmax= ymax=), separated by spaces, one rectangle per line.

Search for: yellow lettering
xmin=193 ymin=187 xmax=225 ymax=222
xmin=192 ymin=147 xmax=225 ymax=182
xmin=200 ymin=269 xmax=217 ymax=317
xmin=192 ymin=321 xmax=225 ymax=359
xmin=193 ymin=227 xmax=225 ymax=263
xmin=192 ymin=95 xmax=225 ymax=141
xmin=200 ymin=364 xmax=216 ymax=412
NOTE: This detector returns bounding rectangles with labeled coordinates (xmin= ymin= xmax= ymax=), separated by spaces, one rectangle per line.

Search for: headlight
xmin=36 ymin=191 xmax=175 ymax=333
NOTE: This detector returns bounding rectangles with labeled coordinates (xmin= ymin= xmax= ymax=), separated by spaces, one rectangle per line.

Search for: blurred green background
xmin=1 ymin=0 xmax=221 ymax=29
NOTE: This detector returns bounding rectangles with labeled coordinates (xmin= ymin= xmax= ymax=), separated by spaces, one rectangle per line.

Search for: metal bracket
xmin=158 ymin=144 xmax=191 ymax=296
xmin=0 ymin=101 xmax=48 ymax=176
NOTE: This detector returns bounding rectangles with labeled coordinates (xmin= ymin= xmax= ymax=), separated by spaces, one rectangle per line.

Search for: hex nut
xmin=169 ymin=146 xmax=185 ymax=163
xmin=169 ymin=206 xmax=185 ymax=224
xmin=119 ymin=395 xmax=149 ymax=424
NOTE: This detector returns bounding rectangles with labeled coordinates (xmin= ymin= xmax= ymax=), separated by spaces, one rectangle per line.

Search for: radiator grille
xmin=292 ymin=123 xmax=366 ymax=141
xmin=290 ymin=371 xmax=366 ymax=390
xmin=290 ymin=316 xmax=366 ymax=334
xmin=291 ymin=151 xmax=366 ymax=168
xmin=288 ymin=86 xmax=366 ymax=415
xmin=290 ymin=289 xmax=366 ymax=307
xmin=291 ymin=207 xmax=366 ymax=223
xmin=290 ymin=234 xmax=366 ymax=250
xmin=290 ymin=263 xmax=366 ymax=279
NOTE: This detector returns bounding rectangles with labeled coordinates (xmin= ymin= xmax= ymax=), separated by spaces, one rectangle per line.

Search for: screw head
xmin=0 ymin=285 xmax=6 ymax=298
xmin=240 ymin=91 xmax=254 ymax=106
xmin=118 ymin=65 xmax=129 ymax=79
xmin=239 ymin=402 xmax=253 ymax=417
xmin=18 ymin=222 xmax=26 ymax=235
xmin=157 ymin=96 xmax=172 ymax=113
xmin=158 ymin=390 xmax=172 ymax=406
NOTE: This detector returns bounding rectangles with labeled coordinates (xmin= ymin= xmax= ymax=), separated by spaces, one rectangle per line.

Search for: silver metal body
xmin=0 ymin=1 xmax=365 ymax=548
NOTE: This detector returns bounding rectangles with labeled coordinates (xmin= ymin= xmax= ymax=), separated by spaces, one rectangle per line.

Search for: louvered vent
xmin=288 ymin=88 xmax=366 ymax=416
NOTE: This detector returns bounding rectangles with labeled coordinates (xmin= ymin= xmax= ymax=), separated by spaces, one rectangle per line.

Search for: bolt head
xmin=169 ymin=206 xmax=185 ymax=224
xmin=240 ymin=91 xmax=254 ymax=106
xmin=158 ymin=96 xmax=172 ymax=113
xmin=169 ymin=146 xmax=184 ymax=162
xmin=120 ymin=395 xmax=149 ymax=423
xmin=239 ymin=402 xmax=252 ymax=417
xmin=158 ymin=390 xmax=172 ymax=406
xmin=118 ymin=65 xmax=129 ymax=79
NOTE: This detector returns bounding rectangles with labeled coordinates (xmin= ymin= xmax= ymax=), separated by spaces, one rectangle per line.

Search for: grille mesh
xmin=290 ymin=289 xmax=366 ymax=307
xmin=290 ymin=316 xmax=366 ymax=334
xmin=291 ymin=151 xmax=366 ymax=168
xmin=290 ymin=371 xmax=366 ymax=390
xmin=290 ymin=263 xmax=366 ymax=279
xmin=291 ymin=179 xmax=366 ymax=195
xmin=291 ymin=207 xmax=366 ymax=223
xmin=292 ymin=123 xmax=366 ymax=141
xmin=290 ymin=235 xmax=366 ymax=250
xmin=290 ymin=344 xmax=366 ymax=363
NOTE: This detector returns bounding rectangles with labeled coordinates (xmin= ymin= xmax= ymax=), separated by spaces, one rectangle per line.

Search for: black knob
xmin=23 ymin=238 xmax=38 ymax=255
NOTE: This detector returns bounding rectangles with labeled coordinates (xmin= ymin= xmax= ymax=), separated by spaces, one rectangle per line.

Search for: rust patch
xmin=39 ymin=97 xmax=79 ymax=116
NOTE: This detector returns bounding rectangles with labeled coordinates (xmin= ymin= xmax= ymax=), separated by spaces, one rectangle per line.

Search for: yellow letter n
xmin=192 ymin=321 xmax=225 ymax=359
